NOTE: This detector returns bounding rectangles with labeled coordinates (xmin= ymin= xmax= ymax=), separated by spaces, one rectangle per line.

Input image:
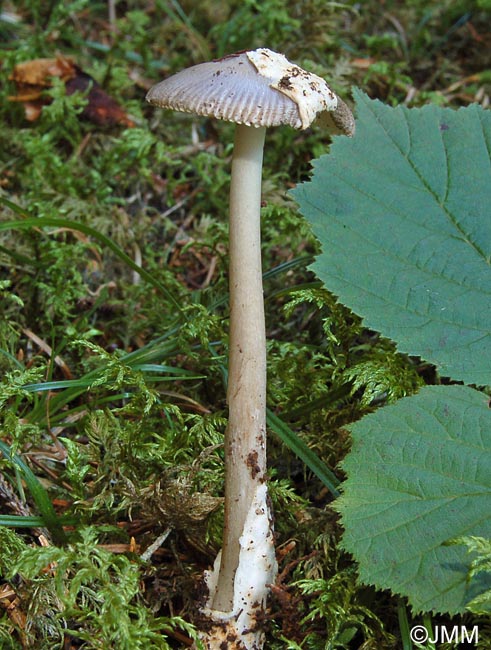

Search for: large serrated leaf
xmin=292 ymin=90 xmax=491 ymax=385
xmin=335 ymin=385 xmax=491 ymax=614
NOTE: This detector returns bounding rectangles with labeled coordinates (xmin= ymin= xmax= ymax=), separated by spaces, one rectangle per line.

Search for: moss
xmin=0 ymin=0 xmax=489 ymax=646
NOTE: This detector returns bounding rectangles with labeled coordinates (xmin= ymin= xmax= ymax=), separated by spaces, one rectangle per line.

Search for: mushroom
xmin=146 ymin=48 xmax=354 ymax=649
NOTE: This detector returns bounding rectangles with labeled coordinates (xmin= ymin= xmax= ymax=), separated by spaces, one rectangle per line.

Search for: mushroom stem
xmin=212 ymin=124 xmax=269 ymax=610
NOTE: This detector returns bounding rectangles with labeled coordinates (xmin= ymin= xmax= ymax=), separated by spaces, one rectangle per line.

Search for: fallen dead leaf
xmin=9 ymin=56 xmax=76 ymax=86
xmin=9 ymin=56 xmax=134 ymax=127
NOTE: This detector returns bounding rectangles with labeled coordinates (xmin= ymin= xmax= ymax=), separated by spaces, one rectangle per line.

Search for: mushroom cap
xmin=146 ymin=48 xmax=353 ymax=134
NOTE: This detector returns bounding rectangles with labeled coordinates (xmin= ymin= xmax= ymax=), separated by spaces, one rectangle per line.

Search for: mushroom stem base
xmin=196 ymin=484 xmax=277 ymax=650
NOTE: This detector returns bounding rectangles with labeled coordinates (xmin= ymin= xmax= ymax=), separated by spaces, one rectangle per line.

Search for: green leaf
xmin=292 ymin=90 xmax=491 ymax=385
xmin=335 ymin=385 xmax=491 ymax=614
xmin=0 ymin=441 xmax=67 ymax=545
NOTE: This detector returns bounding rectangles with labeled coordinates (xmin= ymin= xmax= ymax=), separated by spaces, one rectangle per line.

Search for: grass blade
xmin=267 ymin=409 xmax=340 ymax=497
xmin=0 ymin=198 xmax=183 ymax=313
xmin=0 ymin=441 xmax=67 ymax=544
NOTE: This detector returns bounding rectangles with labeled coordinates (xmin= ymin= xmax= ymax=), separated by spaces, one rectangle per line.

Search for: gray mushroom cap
xmin=146 ymin=48 xmax=355 ymax=136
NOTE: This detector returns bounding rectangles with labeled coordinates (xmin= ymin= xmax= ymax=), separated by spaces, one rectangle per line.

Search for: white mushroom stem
xmin=146 ymin=47 xmax=354 ymax=649
xmin=212 ymin=124 xmax=271 ymax=611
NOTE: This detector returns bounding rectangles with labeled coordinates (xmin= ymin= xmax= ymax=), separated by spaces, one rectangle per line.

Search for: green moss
xmin=0 ymin=0 xmax=489 ymax=646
